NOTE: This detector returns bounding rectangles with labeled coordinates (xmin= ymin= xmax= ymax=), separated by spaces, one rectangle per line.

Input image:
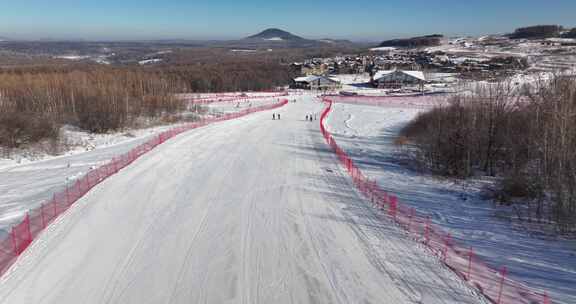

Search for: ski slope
xmin=0 ymin=96 xmax=485 ymax=304
xmin=0 ymin=100 xmax=277 ymax=233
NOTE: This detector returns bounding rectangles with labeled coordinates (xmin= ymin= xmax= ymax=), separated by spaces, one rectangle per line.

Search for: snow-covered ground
xmin=331 ymin=74 xmax=458 ymax=96
xmin=138 ymin=58 xmax=163 ymax=65
xmin=424 ymin=36 xmax=576 ymax=73
xmin=205 ymin=97 xmax=287 ymax=114
xmin=370 ymin=46 xmax=397 ymax=52
xmin=0 ymin=95 xmax=486 ymax=304
xmin=0 ymin=97 xmax=280 ymax=233
xmin=325 ymin=101 xmax=576 ymax=304
xmin=0 ymin=124 xmax=178 ymax=233
xmin=0 ymin=124 xmax=174 ymax=170
xmin=54 ymin=54 xmax=113 ymax=65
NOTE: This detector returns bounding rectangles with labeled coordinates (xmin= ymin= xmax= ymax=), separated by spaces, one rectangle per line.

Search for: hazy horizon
xmin=1 ymin=0 xmax=575 ymax=41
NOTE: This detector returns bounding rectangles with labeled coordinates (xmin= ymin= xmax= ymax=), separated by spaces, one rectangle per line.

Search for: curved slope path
xmin=0 ymin=96 xmax=485 ymax=304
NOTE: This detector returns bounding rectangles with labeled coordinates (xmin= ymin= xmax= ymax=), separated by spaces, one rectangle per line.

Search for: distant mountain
xmin=245 ymin=28 xmax=306 ymax=42
xmin=238 ymin=28 xmax=357 ymax=48
xmin=379 ymin=34 xmax=443 ymax=48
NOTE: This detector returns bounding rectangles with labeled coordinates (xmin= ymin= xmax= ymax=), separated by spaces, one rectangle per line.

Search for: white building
xmin=291 ymin=75 xmax=342 ymax=91
xmin=372 ymin=70 xmax=426 ymax=89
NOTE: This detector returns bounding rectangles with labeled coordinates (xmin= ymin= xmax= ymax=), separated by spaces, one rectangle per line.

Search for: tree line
xmin=0 ymin=57 xmax=295 ymax=151
xmin=0 ymin=67 xmax=186 ymax=149
xmin=401 ymin=75 xmax=576 ymax=232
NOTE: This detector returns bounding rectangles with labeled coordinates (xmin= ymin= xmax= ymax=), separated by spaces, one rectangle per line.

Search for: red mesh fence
xmin=0 ymin=98 xmax=289 ymax=277
xmin=320 ymin=97 xmax=551 ymax=304
xmin=186 ymin=92 xmax=288 ymax=104
xmin=324 ymin=94 xmax=448 ymax=108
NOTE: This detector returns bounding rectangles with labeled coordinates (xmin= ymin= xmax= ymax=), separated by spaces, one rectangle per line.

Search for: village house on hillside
xmin=290 ymin=75 xmax=342 ymax=91
xmin=372 ymin=70 xmax=426 ymax=90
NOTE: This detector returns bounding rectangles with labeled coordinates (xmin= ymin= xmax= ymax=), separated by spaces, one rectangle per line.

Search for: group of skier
xmin=272 ymin=112 xmax=318 ymax=122
xmin=305 ymin=113 xmax=317 ymax=122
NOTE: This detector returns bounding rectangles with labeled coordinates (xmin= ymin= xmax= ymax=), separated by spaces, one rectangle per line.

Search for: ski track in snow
xmin=0 ymin=95 xmax=487 ymax=304
xmin=0 ymin=100 xmax=280 ymax=234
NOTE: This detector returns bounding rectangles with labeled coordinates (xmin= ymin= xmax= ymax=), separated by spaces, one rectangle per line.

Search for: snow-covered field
xmin=325 ymin=101 xmax=576 ymax=304
xmin=0 ymin=95 xmax=487 ymax=304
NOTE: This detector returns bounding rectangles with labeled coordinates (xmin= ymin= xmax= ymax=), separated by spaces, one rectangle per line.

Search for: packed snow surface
xmin=0 ymin=99 xmax=278 ymax=232
xmin=0 ymin=124 xmax=176 ymax=233
xmin=325 ymin=101 xmax=576 ymax=304
xmin=0 ymin=96 xmax=484 ymax=304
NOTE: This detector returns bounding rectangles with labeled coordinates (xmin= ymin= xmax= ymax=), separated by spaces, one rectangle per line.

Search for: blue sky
xmin=1 ymin=0 xmax=574 ymax=41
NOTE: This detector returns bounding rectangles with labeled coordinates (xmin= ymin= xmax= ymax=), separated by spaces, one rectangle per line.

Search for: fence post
xmin=408 ymin=208 xmax=415 ymax=232
xmin=95 ymin=166 xmax=102 ymax=183
xmin=66 ymin=186 xmax=71 ymax=206
xmin=53 ymin=197 xmax=58 ymax=216
xmin=424 ymin=217 xmax=431 ymax=245
xmin=467 ymin=247 xmax=474 ymax=281
xmin=84 ymin=173 xmax=91 ymax=192
xmin=25 ymin=213 xmax=32 ymax=244
xmin=85 ymin=172 xmax=92 ymax=189
xmin=443 ymin=233 xmax=451 ymax=263
xmin=41 ymin=203 xmax=46 ymax=229
xmin=497 ymin=266 xmax=508 ymax=304
xmin=389 ymin=196 xmax=398 ymax=221
xmin=543 ymin=292 xmax=550 ymax=304
xmin=11 ymin=227 xmax=18 ymax=255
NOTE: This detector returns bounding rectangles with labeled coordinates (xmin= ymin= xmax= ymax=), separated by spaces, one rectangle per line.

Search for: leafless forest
xmin=402 ymin=75 xmax=576 ymax=231
xmin=0 ymin=50 xmax=299 ymax=150
xmin=0 ymin=67 xmax=187 ymax=148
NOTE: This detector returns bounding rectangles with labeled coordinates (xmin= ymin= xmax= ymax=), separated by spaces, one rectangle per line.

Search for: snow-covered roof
xmin=373 ymin=70 xmax=394 ymax=79
xmin=370 ymin=46 xmax=397 ymax=52
xmin=294 ymin=75 xmax=341 ymax=83
xmin=546 ymin=38 xmax=576 ymax=43
xmin=294 ymin=76 xmax=317 ymax=82
xmin=373 ymin=70 xmax=426 ymax=81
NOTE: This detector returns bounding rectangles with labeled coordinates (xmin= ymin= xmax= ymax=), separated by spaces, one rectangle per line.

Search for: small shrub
xmin=496 ymin=174 xmax=543 ymax=203
xmin=393 ymin=136 xmax=409 ymax=146
xmin=0 ymin=113 xmax=59 ymax=148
